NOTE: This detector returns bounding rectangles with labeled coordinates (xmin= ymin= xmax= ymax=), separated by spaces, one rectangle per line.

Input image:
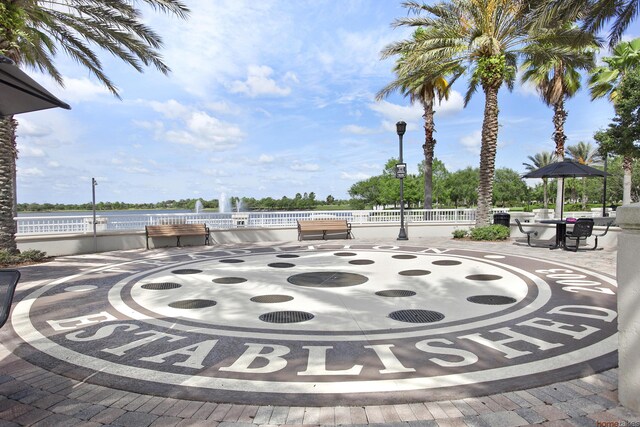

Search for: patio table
xmin=540 ymin=219 xmax=569 ymax=249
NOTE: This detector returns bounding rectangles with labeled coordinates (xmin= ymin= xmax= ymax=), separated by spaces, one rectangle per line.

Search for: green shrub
xmin=452 ymin=229 xmax=469 ymax=239
xmin=0 ymin=249 xmax=48 ymax=266
xmin=469 ymin=225 xmax=510 ymax=241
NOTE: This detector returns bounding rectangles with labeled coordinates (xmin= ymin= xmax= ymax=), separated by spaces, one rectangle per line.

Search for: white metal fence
xmin=15 ymin=208 xmax=614 ymax=236
xmin=15 ymin=209 xmax=480 ymax=235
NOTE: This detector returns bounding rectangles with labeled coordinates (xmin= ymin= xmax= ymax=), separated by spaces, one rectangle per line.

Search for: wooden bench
xmin=145 ymin=224 xmax=210 ymax=249
xmin=297 ymin=219 xmax=352 ymax=241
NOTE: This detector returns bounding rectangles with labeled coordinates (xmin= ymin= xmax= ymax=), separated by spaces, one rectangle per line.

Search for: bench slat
xmin=297 ymin=219 xmax=352 ymax=241
xmin=145 ymin=224 xmax=210 ymax=249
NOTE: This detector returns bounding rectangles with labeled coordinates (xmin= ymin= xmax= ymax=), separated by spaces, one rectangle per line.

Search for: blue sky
xmin=14 ymin=0 xmax=640 ymax=205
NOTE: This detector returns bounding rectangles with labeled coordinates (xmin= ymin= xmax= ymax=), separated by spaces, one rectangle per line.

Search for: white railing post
xmin=616 ymin=202 xmax=640 ymax=412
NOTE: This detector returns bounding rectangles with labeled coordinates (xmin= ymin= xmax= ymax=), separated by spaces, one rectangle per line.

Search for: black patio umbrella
xmin=523 ymin=160 xmax=607 ymax=218
xmin=0 ymin=55 xmax=71 ymax=116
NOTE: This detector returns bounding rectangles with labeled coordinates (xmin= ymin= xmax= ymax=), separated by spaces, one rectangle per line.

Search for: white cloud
xmin=259 ymin=154 xmax=275 ymax=163
xmin=19 ymin=146 xmax=45 ymax=157
xmin=460 ymin=130 xmax=482 ymax=155
xmin=163 ymin=112 xmax=245 ymax=150
xmin=148 ymin=99 xmax=191 ymax=119
xmin=340 ymin=171 xmax=370 ymax=180
xmin=291 ymin=162 xmax=320 ymax=172
xmin=229 ymin=65 xmax=292 ymax=97
xmin=434 ymin=91 xmax=465 ymax=116
xmin=59 ymin=77 xmax=111 ymax=102
xmin=341 ymin=124 xmax=378 ymax=135
xmin=19 ymin=167 xmax=44 ymax=177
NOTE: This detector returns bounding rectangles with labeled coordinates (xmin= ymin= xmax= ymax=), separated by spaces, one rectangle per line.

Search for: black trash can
xmin=493 ymin=212 xmax=511 ymax=227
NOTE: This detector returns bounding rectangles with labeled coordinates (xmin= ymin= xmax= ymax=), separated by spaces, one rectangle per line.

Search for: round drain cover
xmin=169 ymin=299 xmax=217 ymax=309
xmin=432 ymin=260 xmax=462 ymax=266
xmin=141 ymin=282 xmax=182 ymax=290
xmin=288 ymin=272 xmax=368 ymax=287
xmin=250 ymin=295 xmax=294 ymax=303
xmin=276 ymin=254 xmax=299 ymax=258
xmin=375 ymin=290 xmax=416 ymax=297
xmin=349 ymin=259 xmax=374 ymax=265
xmin=466 ymin=274 xmax=502 ymax=281
xmin=392 ymin=254 xmax=417 ymax=259
xmin=389 ymin=309 xmax=444 ymax=323
xmin=259 ymin=311 xmax=314 ymax=323
xmin=334 ymin=252 xmax=356 ymax=257
xmin=268 ymin=262 xmax=295 ymax=268
xmin=171 ymin=269 xmax=202 ymax=275
xmin=467 ymin=295 xmax=517 ymax=305
xmin=220 ymin=259 xmax=244 ymax=263
xmin=399 ymin=269 xmax=431 ymax=276
xmin=212 ymin=277 xmax=247 ymax=284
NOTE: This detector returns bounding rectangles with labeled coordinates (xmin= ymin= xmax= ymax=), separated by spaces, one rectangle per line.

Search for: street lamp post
xmin=396 ymin=121 xmax=408 ymax=240
xmin=92 ymin=178 xmax=98 ymax=253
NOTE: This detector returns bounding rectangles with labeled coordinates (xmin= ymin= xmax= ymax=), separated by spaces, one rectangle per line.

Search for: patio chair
xmin=590 ymin=220 xmax=614 ymax=251
xmin=514 ymin=218 xmax=538 ymax=247
xmin=0 ymin=269 xmax=20 ymax=328
xmin=563 ymin=218 xmax=594 ymax=252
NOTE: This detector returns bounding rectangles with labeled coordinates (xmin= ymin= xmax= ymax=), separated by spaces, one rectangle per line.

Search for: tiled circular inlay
xmin=375 ymin=290 xmax=416 ymax=297
xmin=288 ymin=272 xmax=368 ymax=287
xmin=432 ymin=260 xmax=462 ymax=266
xmin=398 ymin=269 xmax=431 ymax=276
xmin=141 ymin=282 xmax=182 ymax=290
xmin=466 ymin=274 xmax=502 ymax=281
xmin=168 ymin=299 xmax=217 ymax=309
xmin=268 ymin=262 xmax=295 ymax=268
xmin=250 ymin=295 xmax=294 ymax=303
xmin=171 ymin=269 xmax=202 ymax=275
xmin=259 ymin=311 xmax=314 ymax=323
xmin=467 ymin=295 xmax=517 ymax=305
xmin=212 ymin=277 xmax=247 ymax=284
xmin=389 ymin=309 xmax=445 ymax=323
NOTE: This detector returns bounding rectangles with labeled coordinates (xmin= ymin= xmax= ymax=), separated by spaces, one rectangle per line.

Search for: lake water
xmin=17 ymin=209 xmax=195 ymax=217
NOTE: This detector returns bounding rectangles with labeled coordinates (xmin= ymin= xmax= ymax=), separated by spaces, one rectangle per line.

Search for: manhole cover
xmin=141 ymin=282 xmax=182 ymax=290
xmin=276 ymin=254 xmax=300 ymax=258
xmin=466 ymin=274 xmax=502 ymax=281
xmin=169 ymin=299 xmax=217 ymax=309
xmin=259 ymin=311 xmax=314 ymax=323
xmin=399 ymin=269 xmax=431 ymax=276
xmin=287 ymin=272 xmax=368 ymax=287
xmin=250 ymin=295 xmax=294 ymax=303
xmin=392 ymin=254 xmax=417 ymax=259
xmin=220 ymin=259 xmax=244 ymax=263
xmin=375 ymin=290 xmax=416 ymax=297
xmin=268 ymin=262 xmax=295 ymax=268
xmin=389 ymin=309 xmax=444 ymax=323
xmin=467 ymin=295 xmax=517 ymax=305
xmin=212 ymin=277 xmax=247 ymax=284
xmin=334 ymin=252 xmax=356 ymax=257
xmin=432 ymin=260 xmax=462 ymax=266
xmin=171 ymin=269 xmax=202 ymax=275
xmin=349 ymin=259 xmax=375 ymax=265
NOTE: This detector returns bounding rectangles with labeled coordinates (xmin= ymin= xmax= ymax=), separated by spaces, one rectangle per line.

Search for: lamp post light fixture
xmin=396 ymin=121 xmax=408 ymax=240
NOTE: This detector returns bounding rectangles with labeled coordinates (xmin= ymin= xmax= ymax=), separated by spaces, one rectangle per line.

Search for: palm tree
xmin=0 ymin=0 xmax=189 ymax=252
xmin=384 ymin=0 xmax=550 ymax=226
xmin=589 ymin=38 xmax=640 ymax=205
xmin=523 ymin=151 xmax=557 ymax=208
xmin=566 ymin=141 xmax=602 ymax=208
xmin=377 ymin=28 xmax=461 ymax=210
xmin=534 ymin=0 xmax=639 ymax=48
xmin=520 ymin=25 xmax=598 ymax=218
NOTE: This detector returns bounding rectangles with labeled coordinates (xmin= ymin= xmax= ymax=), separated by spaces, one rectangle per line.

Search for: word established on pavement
xmin=10 ymin=244 xmax=617 ymax=405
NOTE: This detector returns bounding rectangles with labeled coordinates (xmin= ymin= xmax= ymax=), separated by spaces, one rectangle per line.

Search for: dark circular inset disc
xmin=375 ymin=290 xmax=416 ymax=297
xmin=389 ymin=309 xmax=444 ymax=323
xmin=141 ymin=282 xmax=182 ymax=290
xmin=432 ymin=260 xmax=462 ymax=266
xmin=399 ymin=269 xmax=431 ymax=276
xmin=171 ymin=269 xmax=202 ymax=275
xmin=349 ymin=259 xmax=374 ymax=265
xmin=288 ymin=272 xmax=368 ymax=287
xmin=250 ymin=295 xmax=294 ymax=303
xmin=220 ymin=259 xmax=244 ymax=263
xmin=259 ymin=311 xmax=314 ymax=323
xmin=213 ymin=277 xmax=247 ymax=284
xmin=392 ymin=254 xmax=417 ymax=260
xmin=268 ymin=262 xmax=295 ymax=268
xmin=466 ymin=274 xmax=502 ymax=281
xmin=334 ymin=252 xmax=356 ymax=257
xmin=169 ymin=299 xmax=217 ymax=309
xmin=467 ymin=295 xmax=517 ymax=305
xmin=276 ymin=254 xmax=300 ymax=258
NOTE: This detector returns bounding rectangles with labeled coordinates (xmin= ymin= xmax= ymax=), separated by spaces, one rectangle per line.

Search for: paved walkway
xmin=0 ymin=236 xmax=638 ymax=426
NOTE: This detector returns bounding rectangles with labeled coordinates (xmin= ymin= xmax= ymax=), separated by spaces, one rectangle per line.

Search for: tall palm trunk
xmin=476 ymin=84 xmax=500 ymax=227
xmin=543 ymin=177 xmax=549 ymax=208
xmin=553 ymin=98 xmax=567 ymax=218
xmin=623 ymin=155 xmax=633 ymax=205
xmin=0 ymin=117 xmax=18 ymax=252
xmin=422 ymin=96 xmax=436 ymax=209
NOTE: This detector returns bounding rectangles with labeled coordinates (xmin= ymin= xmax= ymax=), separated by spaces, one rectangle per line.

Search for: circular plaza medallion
xmin=7 ymin=243 xmax=617 ymax=406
